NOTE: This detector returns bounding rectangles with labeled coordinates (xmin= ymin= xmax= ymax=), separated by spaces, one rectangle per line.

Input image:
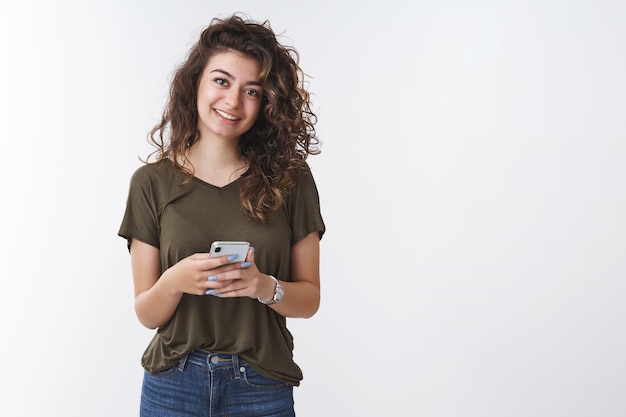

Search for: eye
xmin=214 ymin=78 xmax=229 ymax=86
xmin=245 ymin=88 xmax=262 ymax=98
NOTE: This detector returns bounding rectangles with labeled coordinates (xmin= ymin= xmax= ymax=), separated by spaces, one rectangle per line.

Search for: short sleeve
xmin=288 ymin=165 xmax=325 ymax=244
xmin=118 ymin=164 xmax=162 ymax=250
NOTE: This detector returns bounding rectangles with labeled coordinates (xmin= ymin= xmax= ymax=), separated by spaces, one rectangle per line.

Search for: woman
xmin=118 ymin=14 xmax=325 ymax=417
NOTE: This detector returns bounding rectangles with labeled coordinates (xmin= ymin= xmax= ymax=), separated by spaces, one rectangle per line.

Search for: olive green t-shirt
xmin=118 ymin=159 xmax=325 ymax=386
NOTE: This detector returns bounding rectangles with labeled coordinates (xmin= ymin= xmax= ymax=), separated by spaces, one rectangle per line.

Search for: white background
xmin=1 ymin=0 xmax=625 ymax=416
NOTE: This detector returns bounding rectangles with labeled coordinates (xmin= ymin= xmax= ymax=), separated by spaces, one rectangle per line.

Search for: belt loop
xmin=232 ymin=355 xmax=242 ymax=379
xmin=177 ymin=352 xmax=190 ymax=372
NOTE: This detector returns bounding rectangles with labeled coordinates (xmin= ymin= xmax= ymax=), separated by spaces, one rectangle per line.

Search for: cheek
xmin=196 ymin=101 xmax=208 ymax=118
xmin=250 ymin=101 xmax=263 ymax=118
xmin=196 ymin=91 xmax=215 ymax=114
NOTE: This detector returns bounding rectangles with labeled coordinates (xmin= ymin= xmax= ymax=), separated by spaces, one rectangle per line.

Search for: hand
xmin=205 ymin=247 xmax=276 ymax=300
xmin=161 ymin=252 xmax=239 ymax=296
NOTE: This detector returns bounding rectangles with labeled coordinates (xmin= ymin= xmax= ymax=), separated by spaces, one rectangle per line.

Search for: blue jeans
xmin=140 ymin=350 xmax=295 ymax=417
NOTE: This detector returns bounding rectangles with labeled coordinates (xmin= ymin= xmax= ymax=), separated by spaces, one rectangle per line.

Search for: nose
xmin=224 ymin=88 xmax=241 ymax=108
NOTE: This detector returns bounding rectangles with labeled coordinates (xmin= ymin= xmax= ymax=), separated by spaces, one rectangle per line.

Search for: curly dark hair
xmin=146 ymin=14 xmax=320 ymax=223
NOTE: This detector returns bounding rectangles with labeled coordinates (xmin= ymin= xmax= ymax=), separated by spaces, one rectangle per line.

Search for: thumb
xmin=245 ymin=246 xmax=255 ymax=263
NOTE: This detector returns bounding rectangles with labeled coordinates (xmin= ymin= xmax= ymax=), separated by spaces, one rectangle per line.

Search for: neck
xmin=183 ymin=137 xmax=248 ymax=187
xmin=191 ymin=136 xmax=241 ymax=165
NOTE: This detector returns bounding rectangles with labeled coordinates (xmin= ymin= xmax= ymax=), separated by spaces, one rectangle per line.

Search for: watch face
xmin=275 ymin=283 xmax=285 ymax=302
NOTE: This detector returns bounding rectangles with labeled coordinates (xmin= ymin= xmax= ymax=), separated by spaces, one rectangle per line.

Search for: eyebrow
xmin=210 ymin=69 xmax=263 ymax=87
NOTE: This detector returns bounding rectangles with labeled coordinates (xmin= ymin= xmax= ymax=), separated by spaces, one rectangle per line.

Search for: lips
xmin=214 ymin=109 xmax=240 ymax=121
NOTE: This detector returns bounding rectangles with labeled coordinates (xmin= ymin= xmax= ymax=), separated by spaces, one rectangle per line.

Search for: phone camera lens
xmin=215 ymin=247 xmax=221 ymax=252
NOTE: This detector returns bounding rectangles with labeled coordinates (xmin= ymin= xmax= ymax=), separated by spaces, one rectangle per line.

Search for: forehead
xmin=204 ymin=50 xmax=261 ymax=80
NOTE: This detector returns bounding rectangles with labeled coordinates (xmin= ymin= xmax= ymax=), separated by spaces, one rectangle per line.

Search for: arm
xmin=266 ymin=231 xmax=321 ymax=318
xmin=130 ymin=238 xmax=235 ymax=329
xmin=130 ymin=239 xmax=182 ymax=329
xmin=212 ymin=231 xmax=322 ymax=318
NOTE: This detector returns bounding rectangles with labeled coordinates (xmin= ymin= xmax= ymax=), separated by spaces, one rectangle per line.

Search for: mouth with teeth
xmin=214 ymin=109 xmax=240 ymax=121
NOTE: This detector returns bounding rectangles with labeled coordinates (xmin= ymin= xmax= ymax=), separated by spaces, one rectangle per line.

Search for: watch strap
xmin=257 ymin=275 xmax=284 ymax=305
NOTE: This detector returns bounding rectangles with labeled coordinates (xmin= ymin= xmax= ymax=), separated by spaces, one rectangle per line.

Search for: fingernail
xmin=250 ymin=247 xmax=255 ymax=252
xmin=240 ymin=262 xmax=251 ymax=268
xmin=208 ymin=275 xmax=218 ymax=281
xmin=228 ymin=254 xmax=239 ymax=262
xmin=214 ymin=293 xmax=222 ymax=297
xmin=205 ymin=289 xmax=215 ymax=295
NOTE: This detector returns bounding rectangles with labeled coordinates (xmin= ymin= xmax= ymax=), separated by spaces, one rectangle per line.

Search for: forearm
xmin=264 ymin=231 xmax=321 ymax=318
xmin=266 ymin=279 xmax=320 ymax=319
xmin=134 ymin=272 xmax=183 ymax=329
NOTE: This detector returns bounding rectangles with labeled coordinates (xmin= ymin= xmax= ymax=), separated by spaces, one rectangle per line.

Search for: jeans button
xmin=210 ymin=356 xmax=220 ymax=365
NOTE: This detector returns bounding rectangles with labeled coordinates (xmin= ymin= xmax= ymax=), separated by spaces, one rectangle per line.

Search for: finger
xmin=238 ymin=248 xmax=255 ymax=269
xmin=204 ymin=279 xmax=234 ymax=295
xmin=206 ymin=272 xmax=238 ymax=284
xmin=216 ymin=269 xmax=248 ymax=285
xmin=209 ymin=285 xmax=250 ymax=298
xmin=190 ymin=252 xmax=210 ymax=260
xmin=201 ymin=254 xmax=237 ymax=272
xmin=245 ymin=247 xmax=255 ymax=262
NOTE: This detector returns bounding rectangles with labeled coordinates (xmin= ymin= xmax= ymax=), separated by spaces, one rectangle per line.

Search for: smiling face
xmin=196 ymin=51 xmax=264 ymax=142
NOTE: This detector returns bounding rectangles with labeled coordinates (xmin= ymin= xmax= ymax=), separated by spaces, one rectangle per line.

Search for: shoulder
xmin=284 ymin=162 xmax=325 ymax=240
xmin=126 ymin=160 xmax=187 ymax=206
xmin=286 ymin=162 xmax=322 ymax=204
xmin=293 ymin=162 xmax=320 ymax=191
xmin=129 ymin=159 xmax=181 ymax=186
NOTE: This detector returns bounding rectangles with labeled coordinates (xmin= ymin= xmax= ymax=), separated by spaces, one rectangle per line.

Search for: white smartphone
xmin=209 ymin=241 xmax=250 ymax=263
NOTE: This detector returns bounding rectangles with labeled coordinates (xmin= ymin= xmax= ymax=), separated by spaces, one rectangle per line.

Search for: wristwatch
xmin=258 ymin=275 xmax=284 ymax=305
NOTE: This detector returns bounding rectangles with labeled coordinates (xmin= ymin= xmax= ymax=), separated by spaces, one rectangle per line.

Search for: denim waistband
xmin=180 ymin=349 xmax=247 ymax=374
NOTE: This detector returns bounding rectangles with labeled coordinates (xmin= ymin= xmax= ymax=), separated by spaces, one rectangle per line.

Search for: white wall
xmin=1 ymin=1 xmax=624 ymax=416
